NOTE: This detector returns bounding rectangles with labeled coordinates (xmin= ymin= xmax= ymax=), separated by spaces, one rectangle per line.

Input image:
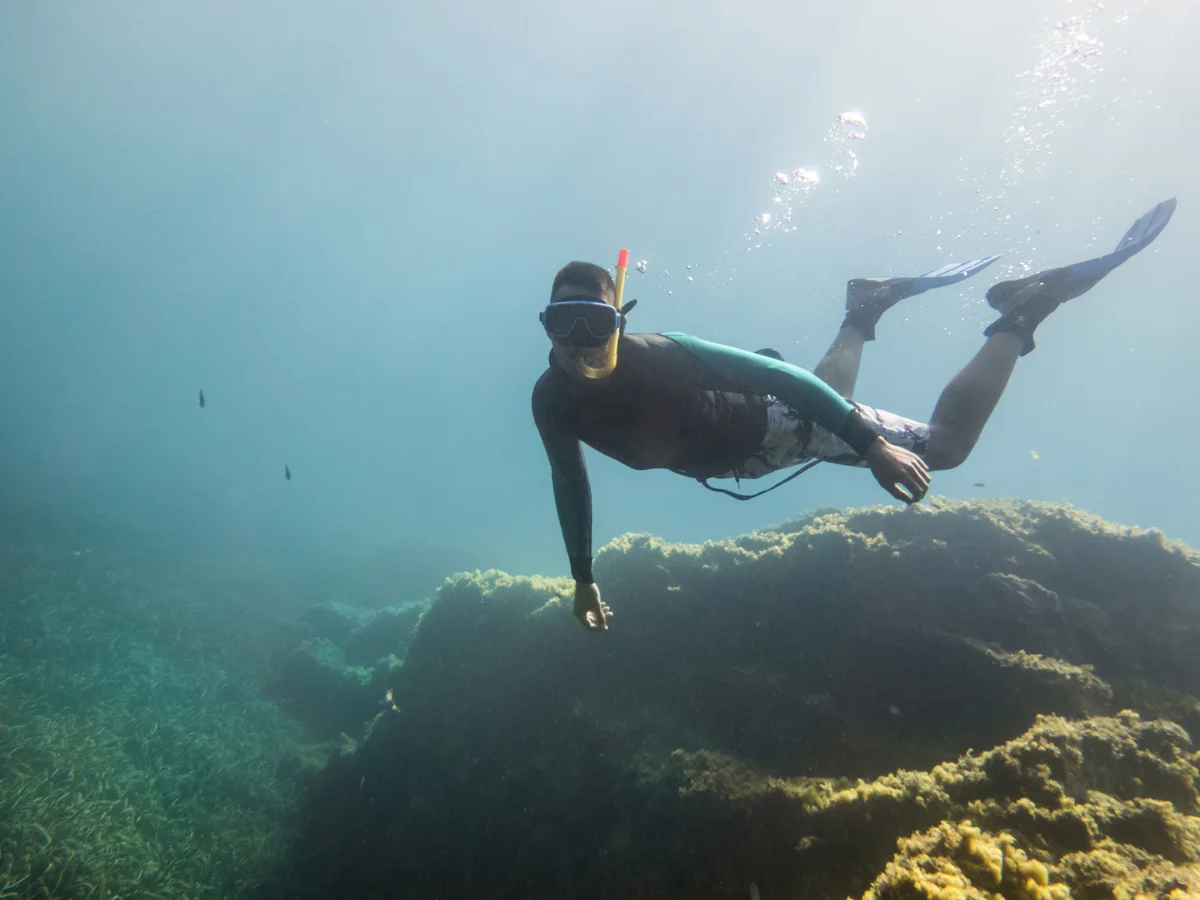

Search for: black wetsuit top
xmin=531 ymin=332 xmax=881 ymax=582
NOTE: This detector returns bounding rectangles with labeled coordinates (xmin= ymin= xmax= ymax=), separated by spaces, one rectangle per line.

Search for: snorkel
xmin=560 ymin=248 xmax=629 ymax=380
xmin=614 ymin=247 xmax=629 ymax=309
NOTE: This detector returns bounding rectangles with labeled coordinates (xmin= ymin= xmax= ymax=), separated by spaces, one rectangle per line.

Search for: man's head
xmin=542 ymin=261 xmax=623 ymax=380
xmin=550 ymin=261 xmax=616 ymax=307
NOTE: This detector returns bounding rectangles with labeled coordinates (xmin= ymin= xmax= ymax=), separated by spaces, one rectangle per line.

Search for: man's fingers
xmin=906 ymin=472 xmax=927 ymax=501
xmin=907 ymin=461 xmax=930 ymax=498
xmin=898 ymin=475 xmax=924 ymax=503
xmin=909 ymin=459 xmax=930 ymax=484
xmin=576 ymin=608 xmax=606 ymax=630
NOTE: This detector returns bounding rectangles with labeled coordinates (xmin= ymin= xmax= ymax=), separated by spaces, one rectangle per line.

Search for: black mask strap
xmin=618 ymin=298 xmax=637 ymax=335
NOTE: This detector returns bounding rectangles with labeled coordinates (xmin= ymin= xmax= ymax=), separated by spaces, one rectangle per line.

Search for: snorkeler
xmin=533 ymin=199 xmax=1176 ymax=632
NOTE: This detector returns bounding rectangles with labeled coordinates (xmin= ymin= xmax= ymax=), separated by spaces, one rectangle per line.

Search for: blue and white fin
xmin=988 ymin=198 xmax=1177 ymax=312
xmin=909 ymin=255 xmax=1002 ymax=293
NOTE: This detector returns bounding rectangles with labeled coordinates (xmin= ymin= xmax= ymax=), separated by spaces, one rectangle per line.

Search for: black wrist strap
xmin=839 ymin=407 xmax=881 ymax=457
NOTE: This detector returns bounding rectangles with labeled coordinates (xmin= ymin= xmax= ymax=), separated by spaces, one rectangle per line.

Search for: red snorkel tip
xmin=617 ymin=248 xmax=629 ymax=269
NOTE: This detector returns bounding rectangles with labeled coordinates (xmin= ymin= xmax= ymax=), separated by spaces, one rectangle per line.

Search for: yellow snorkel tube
xmin=567 ymin=248 xmax=628 ymax=380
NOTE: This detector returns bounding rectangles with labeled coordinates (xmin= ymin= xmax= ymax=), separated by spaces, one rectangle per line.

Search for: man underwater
xmin=532 ymin=199 xmax=1177 ymax=632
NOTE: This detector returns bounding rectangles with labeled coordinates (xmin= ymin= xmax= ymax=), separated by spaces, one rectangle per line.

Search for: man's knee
xmin=925 ymin=450 xmax=967 ymax=471
xmin=924 ymin=432 xmax=971 ymax=471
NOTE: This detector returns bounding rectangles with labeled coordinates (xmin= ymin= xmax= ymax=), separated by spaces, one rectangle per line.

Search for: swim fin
xmin=985 ymin=198 xmax=1177 ymax=353
xmin=987 ymin=197 xmax=1177 ymax=316
xmin=903 ymin=255 xmax=1004 ymax=294
xmin=844 ymin=254 xmax=1001 ymax=340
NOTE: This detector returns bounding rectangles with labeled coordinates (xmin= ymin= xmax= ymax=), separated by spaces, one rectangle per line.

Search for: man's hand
xmin=573 ymin=581 xmax=612 ymax=632
xmin=865 ymin=437 xmax=931 ymax=504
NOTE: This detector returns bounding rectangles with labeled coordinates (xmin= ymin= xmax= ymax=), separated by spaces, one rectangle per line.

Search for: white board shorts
xmin=713 ymin=398 xmax=931 ymax=480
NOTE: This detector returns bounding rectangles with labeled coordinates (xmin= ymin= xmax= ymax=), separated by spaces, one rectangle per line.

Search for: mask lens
xmin=540 ymin=300 xmax=620 ymax=345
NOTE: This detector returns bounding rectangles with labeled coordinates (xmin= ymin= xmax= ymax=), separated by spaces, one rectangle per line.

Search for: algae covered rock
xmin=300 ymin=600 xmax=376 ymax=644
xmin=272 ymin=600 xmax=428 ymax=736
xmin=340 ymin=603 xmax=424 ymax=666
xmin=862 ymin=819 xmax=1070 ymax=899
xmin=267 ymin=638 xmax=379 ymax=737
xmin=271 ymin=500 xmax=1200 ymax=900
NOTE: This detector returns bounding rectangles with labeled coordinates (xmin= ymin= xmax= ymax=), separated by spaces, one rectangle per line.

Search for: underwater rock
xmin=266 ymin=638 xmax=381 ymax=738
xmin=341 ymin=604 xmax=424 ymax=667
xmin=860 ymin=819 xmax=1072 ymax=899
xmin=663 ymin=710 xmax=1200 ymax=899
xmin=276 ymin=600 xmax=428 ymax=734
xmin=300 ymin=600 xmax=375 ymax=644
xmin=271 ymin=500 xmax=1200 ymax=900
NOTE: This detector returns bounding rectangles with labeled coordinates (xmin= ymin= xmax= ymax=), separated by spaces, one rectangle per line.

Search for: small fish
xmin=285 ymin=465 xmax=291 ymax=481
xmin=198 ymin=388 xmax=205 ymax=408
xmin=973 ymin=482 xmax=985 ymax=488
xmin=1030 ymin=450 xmax=1040 ymax=460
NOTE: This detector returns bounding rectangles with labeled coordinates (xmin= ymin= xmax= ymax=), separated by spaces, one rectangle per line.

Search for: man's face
xmin=549 ymin=282 xmax=618 ymax=380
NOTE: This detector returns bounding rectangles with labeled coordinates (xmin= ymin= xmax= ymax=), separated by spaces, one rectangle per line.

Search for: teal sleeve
xmin=662 ymin=332 xmax=855 ymax=434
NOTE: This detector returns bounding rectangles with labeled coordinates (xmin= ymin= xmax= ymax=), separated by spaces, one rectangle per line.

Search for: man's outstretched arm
xmin=539 ymin=423 xmax=594 ymax=584
xmin=532 ymin=390 xmax=611 ymax=630
xmin=660 ymin=333 xmax=879 ymax=454
xmin=660 ymin=332 xmax=931 ymax=503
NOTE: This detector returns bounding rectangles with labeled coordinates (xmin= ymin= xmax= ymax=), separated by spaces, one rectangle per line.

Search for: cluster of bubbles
xmin=949 ymin=0 xmax=1133 ymax=279
xmin=748 ymin=111 xmax=869 ymax=249
xmin=625 ymin=112 xmax=869 ymax=299
xmin=627 ymin=0 xmax=1153 ymax=320
xmin=630 ymin=261 xmax=704 ymax=296
xmin=1003 ymin=9 xmax=1106 ymax=186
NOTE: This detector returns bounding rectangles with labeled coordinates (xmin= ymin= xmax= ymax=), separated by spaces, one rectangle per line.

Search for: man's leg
xmin=813 ymin=278 xmax=909 ymax=399
xmin=924 ymin=332 xmax=1023 ymax=470
xmin=813 ymin=325 xmax=866 ymax=398
xmin=839 ymin=199 xmax=1174 ymax=471
xmin=922 ymin=197 xmax=1172 ymax=470
xmin=814 ymin=257 xmax=999 ymax=399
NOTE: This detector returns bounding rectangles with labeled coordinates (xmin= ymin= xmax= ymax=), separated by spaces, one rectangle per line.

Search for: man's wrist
xmin=568 ymin=554 xmax=594 ymax=583
xmin=839 ymin=407 xmax=883 ymax=457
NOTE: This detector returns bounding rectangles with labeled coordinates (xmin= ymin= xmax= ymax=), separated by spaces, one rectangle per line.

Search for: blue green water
xmin=1 ymin=1 xmax=1196 ymax=589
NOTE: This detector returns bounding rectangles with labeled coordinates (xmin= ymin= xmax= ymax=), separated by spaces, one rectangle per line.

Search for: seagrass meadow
xmin=0 ymin=542 xmax=329 ymax=899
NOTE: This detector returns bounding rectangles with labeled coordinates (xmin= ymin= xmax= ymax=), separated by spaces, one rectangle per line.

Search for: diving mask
xmin=539 ymin=299 xmax=622 ymax=346
xmin=543 ymin=248 xmax=632 ymax=380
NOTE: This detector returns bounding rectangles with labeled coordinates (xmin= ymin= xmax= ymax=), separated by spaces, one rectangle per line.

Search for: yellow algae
xmin=862 ymin=820 xmax=1070 ymax=900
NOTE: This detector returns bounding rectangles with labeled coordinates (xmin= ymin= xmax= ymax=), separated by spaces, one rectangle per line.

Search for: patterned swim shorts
xmin=715 ymin=398 xmax=930 ymax=480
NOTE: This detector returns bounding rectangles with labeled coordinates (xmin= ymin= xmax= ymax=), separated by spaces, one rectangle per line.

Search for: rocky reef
xmin=266 ymin=600 xmax=426 ymax=737
xmin=271 ymin=500 xmax=1200 ymax=900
